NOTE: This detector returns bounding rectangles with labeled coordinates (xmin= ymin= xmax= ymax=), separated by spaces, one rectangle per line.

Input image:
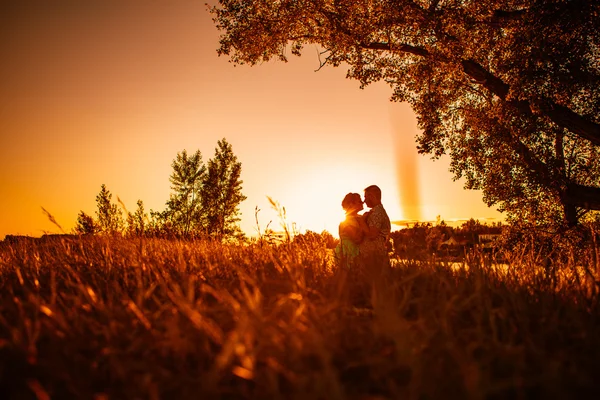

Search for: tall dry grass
xmin=1 ymin=235 xmax=599 ymax=399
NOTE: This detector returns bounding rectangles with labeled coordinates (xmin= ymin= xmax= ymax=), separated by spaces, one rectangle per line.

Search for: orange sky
xmin=0 ymin=1 xmax=503 ymax=239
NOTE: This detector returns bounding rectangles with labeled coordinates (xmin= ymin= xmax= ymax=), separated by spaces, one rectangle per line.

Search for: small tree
xmin=95 ymin=184 xmax=124 ymax=235
xmin=146 ymin=209 xmax=175 ymax=238
xmin=165 ymin=150 xmax=206 ymax=237
xmin=201 ymin=138 xmax=247 ymax=241
xmin=126 ymin=199 xmax=147 ymax=237
xmin=74 ymin=211 xmax=98 ymax=235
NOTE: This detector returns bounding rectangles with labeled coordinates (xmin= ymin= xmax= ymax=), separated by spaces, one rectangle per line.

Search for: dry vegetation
xmin=1 ymin=235 xmax=600 ymax=399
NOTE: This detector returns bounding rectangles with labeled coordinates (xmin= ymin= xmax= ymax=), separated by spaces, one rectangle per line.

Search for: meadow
xmin=1 ymin=234 xmax=599 ymax=399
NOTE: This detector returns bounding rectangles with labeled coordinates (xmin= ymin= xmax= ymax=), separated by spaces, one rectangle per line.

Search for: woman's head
xmin=342 ymin=193 xmax=363 ymax=214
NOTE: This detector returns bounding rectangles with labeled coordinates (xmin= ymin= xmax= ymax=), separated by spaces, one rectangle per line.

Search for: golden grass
xmin=1 ymin=235 xmax=599 ymax=399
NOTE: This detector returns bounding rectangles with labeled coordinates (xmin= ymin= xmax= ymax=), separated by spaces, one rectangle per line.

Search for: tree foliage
xmin=95 ymin=184 xmax=124 ymax=235
xmin=74 ymin=140 xmax=247 ymax=240
xmin=151 ymin=139 xmax=247 ymax=240
xmin=210 ymin=0 xmax=600 ymax=228
xmin=201 ymin=138 xmax=247 ymax=240
xmin=74 ymin=211 xmax=98 ymax=235
xmin=126 ymin=200 xmax=147 ymax=237
xmin=164 ymin=150 xmax=206 ymax=236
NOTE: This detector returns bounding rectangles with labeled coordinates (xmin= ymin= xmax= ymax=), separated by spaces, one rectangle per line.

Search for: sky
xmin=0 ymin=1 xmax=503 ymax=239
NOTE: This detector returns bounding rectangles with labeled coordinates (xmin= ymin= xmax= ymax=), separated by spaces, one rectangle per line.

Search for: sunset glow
xmin=0 ymin=2 xmax=503 ymax=239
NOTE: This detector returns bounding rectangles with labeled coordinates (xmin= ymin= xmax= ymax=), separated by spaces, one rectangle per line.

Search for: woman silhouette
xmin=334 ymin=193 xmax=369 ymax=268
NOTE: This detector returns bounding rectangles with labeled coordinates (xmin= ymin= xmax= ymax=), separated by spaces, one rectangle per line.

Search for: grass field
xmin=1 ymin=235 xmax=599 ymax=399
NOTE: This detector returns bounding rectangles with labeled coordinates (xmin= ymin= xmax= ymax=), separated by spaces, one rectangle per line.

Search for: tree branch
xmin=564 ymin=184 xmax=600 ymax=210
xmin=362 ymin=41 xmax=600 ymax=146
xmin=462 ymin=60 xmax=600 ymax=146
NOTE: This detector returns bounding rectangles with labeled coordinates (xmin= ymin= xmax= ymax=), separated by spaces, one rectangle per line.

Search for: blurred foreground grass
xmin=1 ymin=235 xmax=599 ymax=399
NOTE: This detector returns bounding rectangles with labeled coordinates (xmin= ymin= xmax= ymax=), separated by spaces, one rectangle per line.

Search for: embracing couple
xmin=335 ymin=185 xmax=391 ymax=271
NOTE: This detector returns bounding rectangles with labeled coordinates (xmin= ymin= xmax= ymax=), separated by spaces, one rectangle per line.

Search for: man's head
xmin=363 ymin=185 xmax=382 ymax=208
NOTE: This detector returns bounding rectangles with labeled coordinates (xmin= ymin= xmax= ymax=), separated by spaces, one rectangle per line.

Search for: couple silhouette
xmin=335 ymin=185 xmax=391 ymax=269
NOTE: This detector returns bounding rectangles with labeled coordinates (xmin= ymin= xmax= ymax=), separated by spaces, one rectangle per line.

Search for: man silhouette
xmin=359 ymin=185 xmax=391 ymax=271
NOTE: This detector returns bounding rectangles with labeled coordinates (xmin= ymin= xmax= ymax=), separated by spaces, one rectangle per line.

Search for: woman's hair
xmin=342 ymin=193 xmax=361 ymax=211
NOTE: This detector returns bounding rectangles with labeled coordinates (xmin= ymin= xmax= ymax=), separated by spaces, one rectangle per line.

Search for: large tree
xmin=201 ymin=138 xmax=247 ymax=240
xmin=210 ymin=0 xmax=600 ymax=227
